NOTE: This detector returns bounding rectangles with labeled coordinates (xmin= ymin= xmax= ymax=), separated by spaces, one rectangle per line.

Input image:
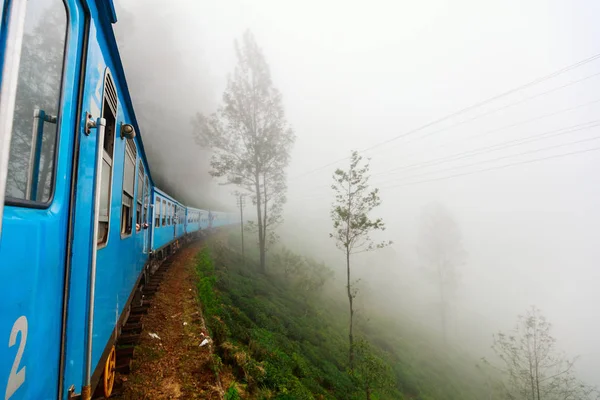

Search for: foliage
xmin=330 ymin=150 xmax=391 ymax=368
xmin=193 ymin=30 xmax=295 ymax=272
xmin=417 ymin=203 xmax=466 ymax=342
xmin=482 ymin=306 xmax=600 ymax=400
xmin=330 ymin=151 xmax=391 ymax=255
xmin=194 ymin=238 xmax=488 ymax=399
xmin=270 ymin=247 xmax=334 ymax=297
xmin=224 ymin=383 xmax=242 ymax=400
xmin=351 ymin=339 xmax=396 ymax=399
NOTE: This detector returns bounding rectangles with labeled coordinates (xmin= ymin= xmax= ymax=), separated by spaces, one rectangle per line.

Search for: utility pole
xmin=236 ymin=194 xmax=246 ymax=264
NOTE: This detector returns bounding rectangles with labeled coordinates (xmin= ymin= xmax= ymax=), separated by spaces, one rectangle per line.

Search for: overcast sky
xmin=116 ymin=0 xmax=600 ymax=385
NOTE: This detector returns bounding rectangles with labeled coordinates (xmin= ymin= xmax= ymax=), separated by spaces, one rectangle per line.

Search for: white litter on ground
xmin=148 ymin=332 xmax=161 ymax=340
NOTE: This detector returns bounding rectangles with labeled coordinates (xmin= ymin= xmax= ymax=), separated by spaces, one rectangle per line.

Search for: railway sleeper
xmin=115 ymin=357 xmax=132 ymax=374
xmin=115 ymin=346 xmax=135 ymax=359
xmin=122 ymin=322 xmax=143 ymax=334
xmin=127 ymin=314 xmax=142 ymax=324
xmin=130 ymin=305 xmax=149 ymax=315
xmin=117 ymin=333 xmax=141 ymax=346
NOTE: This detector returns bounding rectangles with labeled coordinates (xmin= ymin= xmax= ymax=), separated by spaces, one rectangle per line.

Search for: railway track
xmin=97 ymin=239 xmax=222 ymax=399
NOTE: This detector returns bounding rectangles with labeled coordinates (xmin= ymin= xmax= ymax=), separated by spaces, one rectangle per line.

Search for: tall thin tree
xmin=194 ymin=31 xmax=295 ymax=272
xmin=417 ymin=203 xmax=465 ymax=343
xmin=330 ymin=151 xmax=391 ymax=368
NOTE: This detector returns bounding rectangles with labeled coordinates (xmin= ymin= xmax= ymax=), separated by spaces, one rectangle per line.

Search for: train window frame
xmin=4 ymin=0 xmax=70 ymax=208
xmin=135 ymin=159 xmax=144 ymax=234
xmin=120 ymin=138 xmax=136 ymax=238
xmin=97 ymin=70 xmax=119 ymax=248
xmin=143 ymin=176 xmax=149 ymax=227
xmin=154 ymin=196 xmax=160 ymax=228
xmin=162 ymin=199 xmax=166 ymax=226
xmin=168 ymin=202 xmax=172 ymax=225
xmin=166 ymin=201 xmax=169 ymax=225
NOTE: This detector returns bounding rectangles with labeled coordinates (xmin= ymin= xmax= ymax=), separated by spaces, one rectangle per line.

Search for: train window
xmin=136 ymin=160 xmax=144 ymax=233
xmin=143 ymin=176 xmax=149 ymax=226
xmin=154 ymin=197 xmax=160 ymax=227
xmin=162 ymin=199 xmax=166 ymax=226
xmin=4 ymin=0 xmax=67 ymax=204
xmin=166 ymin=202 xmax=170 ymax=225
xmin=98 ymin=73 xmax=118 ymax=246
xmin=121 ymin=138 xmax=136 ymax=237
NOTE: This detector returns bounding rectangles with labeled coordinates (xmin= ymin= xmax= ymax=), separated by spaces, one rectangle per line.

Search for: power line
xmin=293 ymin=121 xmax=600 ymax=200
xmin=295 ymin=98 xmax=600 ymax=196
xmin=376 ymin=130 xmax=600 ymax=186
xmin=382 ymin=97 xmax=600 ymax=166
xmin=362 ymin=71 xmax=600 ymax=155
xmin=380 ymin=145 xmax=600 ymax=190
xmin=292 ymin=125 xmax=600 ymax=202
xmin=391 ymin=71 xmax=600 ymax=150
xmin=290 ymin=51 xmax=600 ymax=180
xmin=372 ymin=120 xmax=600 ymax=178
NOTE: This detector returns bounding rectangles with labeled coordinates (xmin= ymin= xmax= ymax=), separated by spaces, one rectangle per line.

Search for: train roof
xmin=92 ymin=0 xmax=154 ymax=187
xmin=153 ymin=187 xmax=186 ymax=206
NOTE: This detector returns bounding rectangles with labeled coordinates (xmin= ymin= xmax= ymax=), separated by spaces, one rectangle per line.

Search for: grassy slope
xmin=196 ymin=235 xmax=488 ymax=399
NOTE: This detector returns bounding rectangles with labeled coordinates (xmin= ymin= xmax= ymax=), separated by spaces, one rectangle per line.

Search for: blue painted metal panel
xmin=62 ymin=4 xmax=150 ymax=395
xmin=185 ymin=206 xmax=203 ymax=234
xmin=1 ymin=0 xmax=236 ymax=398
xmin=151 ymin=188 xmax=185 ymax=251
xmin=0 ymin=1 xmax=85 ymax=398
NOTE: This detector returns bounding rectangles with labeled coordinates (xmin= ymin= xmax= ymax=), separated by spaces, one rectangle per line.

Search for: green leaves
xmin=330 ymin=151 xmax=390 ymax=255
xmin=351 ymin=339 xmax=396 ymax=398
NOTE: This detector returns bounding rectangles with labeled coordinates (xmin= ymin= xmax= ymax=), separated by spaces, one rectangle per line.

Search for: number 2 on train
xmin=5 ymin=316 xmax=27 ymax=400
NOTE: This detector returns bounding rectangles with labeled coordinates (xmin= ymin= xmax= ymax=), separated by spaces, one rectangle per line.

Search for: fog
xmin=114 ymin=0 xmax=600 ymax=387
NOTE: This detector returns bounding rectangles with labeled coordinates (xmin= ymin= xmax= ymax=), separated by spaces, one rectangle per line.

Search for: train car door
xmin=0 ymin=0 xmax=87 ymax=399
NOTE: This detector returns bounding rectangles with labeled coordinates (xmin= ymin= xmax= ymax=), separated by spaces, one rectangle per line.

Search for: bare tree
xmin=193 ymin=30 xmax=295 ymax=272
xmin=330 ymin=151 xmax=391 ymax=368
xmin=482 ymin=306 xmax=599 ymax=400
xmin=417 ymin=203 xmax=465 ymax=343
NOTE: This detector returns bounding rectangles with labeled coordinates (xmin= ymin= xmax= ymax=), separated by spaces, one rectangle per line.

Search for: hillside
xmin=196 ymin=233 xmax=488 ymax=399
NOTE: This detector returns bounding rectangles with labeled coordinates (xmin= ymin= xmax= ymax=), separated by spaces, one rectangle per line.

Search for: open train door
xmin=0 ymin=0 xmax=27 ymax=239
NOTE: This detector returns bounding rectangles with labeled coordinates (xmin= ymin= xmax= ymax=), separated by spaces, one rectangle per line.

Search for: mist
xmin=114 ymin=0 xmax=600 ymax=388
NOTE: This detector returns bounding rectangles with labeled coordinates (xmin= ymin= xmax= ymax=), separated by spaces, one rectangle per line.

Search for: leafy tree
xmin=351 ymin=339 xmax=395 ymax=400
xmin=417 ymin=203 xmax=466 ymax=343
xmin=330 ymin=150 xmax=391 ymax=368
xmin=271 ymin=247 xmax=334 ymax=299
xmin=193 ymin=30 xmax=295 ymax=272
xmin=483 ymin=306 xmax=599 ymax=400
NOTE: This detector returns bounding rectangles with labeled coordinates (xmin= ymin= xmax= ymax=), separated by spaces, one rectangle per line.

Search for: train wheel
xmin=103 ymin=346 xmax=116 ymax=397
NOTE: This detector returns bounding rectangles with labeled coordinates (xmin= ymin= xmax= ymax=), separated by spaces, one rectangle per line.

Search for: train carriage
xmin=185 ymin=206 xmax=204 ymax=236
xmin=0 ymin=1 xmax=235 ymax=399
xmin=151 ymin=187 xmax=186 ymax=254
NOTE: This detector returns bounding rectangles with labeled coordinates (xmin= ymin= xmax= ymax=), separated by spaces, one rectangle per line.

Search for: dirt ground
xmin=113 ymin=242 xmax=223 ymax=400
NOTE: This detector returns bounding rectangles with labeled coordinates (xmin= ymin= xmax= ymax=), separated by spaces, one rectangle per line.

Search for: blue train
xmin=0 ymin=0 xmax=236 ymax=399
